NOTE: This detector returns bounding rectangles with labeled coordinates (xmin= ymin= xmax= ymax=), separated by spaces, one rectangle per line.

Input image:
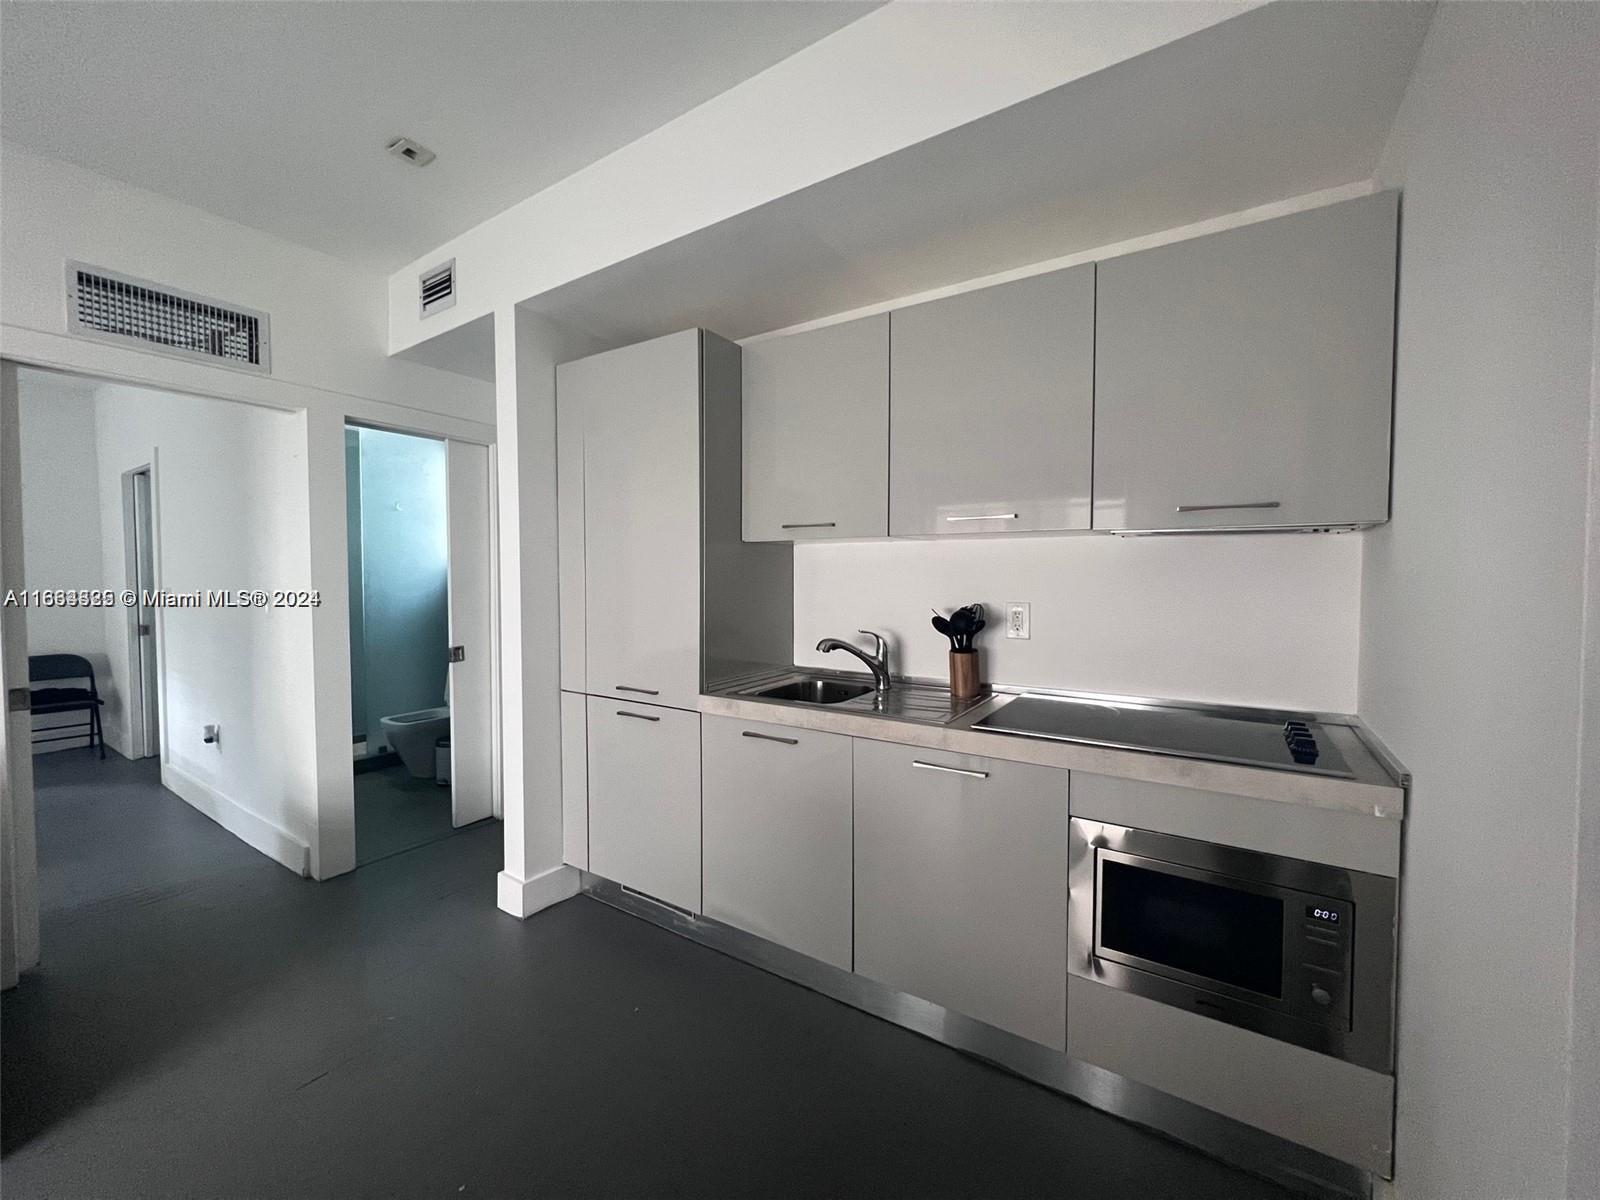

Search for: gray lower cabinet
xmin=852 ymin=739 xmax=1069 ymax=1049
xmin=889 ymin=265 xmax=1095 ymax=535
xmin=1093 ymin=191 xmax=1397 ymax=531
xmin=701 ymin=716 xmax=853 ymax=969
xmin=742 ymin=314 xmax=888 ymax=541
xmin=585 ymin=696 xmax=701 ymax=912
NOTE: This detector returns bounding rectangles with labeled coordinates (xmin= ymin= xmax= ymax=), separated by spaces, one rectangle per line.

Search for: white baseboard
xmin=162 ymin=762 xmax=310 ymax=877
xmin=497 ymin=864 xmax=580 ymax=919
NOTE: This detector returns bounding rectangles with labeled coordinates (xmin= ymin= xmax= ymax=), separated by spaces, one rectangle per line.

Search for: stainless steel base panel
xmin=580 ymin=874 xmax=1372 ymax=1200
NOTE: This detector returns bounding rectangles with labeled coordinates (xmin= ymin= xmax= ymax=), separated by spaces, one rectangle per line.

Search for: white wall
xmin=1357 ymin=5 xmax=1600 ymax=1198
xmin=91 ymin=380 xmax=316 ymax=875
xmin=16 ymin=371 xmax=108 ymax=750
xmin=794 ymin=533 xmax=1361 ymax=712
xmin=0 ymin=141 xmax=493 ymax=425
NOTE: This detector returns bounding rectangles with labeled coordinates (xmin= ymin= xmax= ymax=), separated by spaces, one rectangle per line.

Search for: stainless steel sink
xmin=731 ymin=671 xmax=987 ymax=724
xmin=754 ymin=678 xmax=874 ymax=705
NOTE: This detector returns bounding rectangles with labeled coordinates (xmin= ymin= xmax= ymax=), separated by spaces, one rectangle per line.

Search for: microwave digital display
xmin=1305 ymin=904 xmax=1341 ymax=925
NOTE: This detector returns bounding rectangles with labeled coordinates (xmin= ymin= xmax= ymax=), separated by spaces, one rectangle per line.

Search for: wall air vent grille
xmin=419 ymin=259 xmax=456 ymax=318
xmin=66 ymin=263 xmax=270 ymax=373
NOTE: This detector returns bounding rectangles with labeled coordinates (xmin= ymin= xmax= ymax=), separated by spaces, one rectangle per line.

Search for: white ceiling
xmin=0 ymin=0 xmax=877 ymax=270
xmin=524 ymin=1 xmax=1433 ymax=345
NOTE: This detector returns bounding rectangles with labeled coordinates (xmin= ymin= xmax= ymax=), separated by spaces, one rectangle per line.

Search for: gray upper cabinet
xmin=890 ymin=266 xmax=1094 ymax=536
xmin=853 ymin=739 xmax=1069 ymax=1049
xmin=1093 ymin=191 xmax=1398 ymax=532
xmin=742 ymin=314 xmax=888 ymax=541
xmin=563 ymin=330 xmax=703 ymax=710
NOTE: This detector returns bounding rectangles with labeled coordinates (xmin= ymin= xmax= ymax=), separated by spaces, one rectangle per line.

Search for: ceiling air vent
xmin=66 ymin=262 xmax=270 ymax=374
xmin=419 ymin=259 xmax=456 ymax=318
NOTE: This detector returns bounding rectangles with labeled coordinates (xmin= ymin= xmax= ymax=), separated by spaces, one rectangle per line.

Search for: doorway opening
xmin=346 ymin=423 xmax=494 ymax=866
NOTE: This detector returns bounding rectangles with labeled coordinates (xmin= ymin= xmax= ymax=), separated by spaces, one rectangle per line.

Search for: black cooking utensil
xmin=934 ymin=604 xmax=987 ymax=652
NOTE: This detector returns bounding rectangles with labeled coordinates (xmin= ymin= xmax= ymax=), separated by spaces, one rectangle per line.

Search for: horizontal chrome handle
xmin=782 ymin=522 xmax=836 ymax=530
xmin=913 ymin=760 xmax=988 ymax=780
xmin=1174 ymin=501 xmax=1281 ymax=513
xmin=946 ymin=513 xmax=1017 ymax=522
xmin=615 ymin=710 xmax=660 ymax=722
xmin=616 ymin=685 xmax=659 ymax=695
xmin=741 ymin=731 xmax=798 ymax=746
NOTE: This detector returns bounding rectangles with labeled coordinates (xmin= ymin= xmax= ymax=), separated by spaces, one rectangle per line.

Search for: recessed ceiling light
xmin=387 ymin=137 xmax=436 ymax=167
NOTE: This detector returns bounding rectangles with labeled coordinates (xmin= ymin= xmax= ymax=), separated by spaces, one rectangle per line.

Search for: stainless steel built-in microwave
xmin=1069 ymin=819 xmax=1397 ymax=1072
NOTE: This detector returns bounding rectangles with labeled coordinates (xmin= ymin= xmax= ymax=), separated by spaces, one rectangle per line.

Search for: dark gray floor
xmin=3 ymin=751 xmax=1296 ymax=1199
xmin=354 ymin=761 xmax=474 ymax=866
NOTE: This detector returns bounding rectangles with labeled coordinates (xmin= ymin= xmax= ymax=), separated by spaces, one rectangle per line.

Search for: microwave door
xmin=1094 ymin=850 xmax=1292 ymax=1011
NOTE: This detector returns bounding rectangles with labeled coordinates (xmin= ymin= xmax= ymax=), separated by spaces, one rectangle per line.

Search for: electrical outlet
xmin=1005 ymin=602 xmax=1030 ymax=640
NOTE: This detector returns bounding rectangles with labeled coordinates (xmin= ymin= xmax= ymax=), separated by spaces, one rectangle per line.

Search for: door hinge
xmin=7 ymin=687 xmax=31 ymax=713
xmin=447 ymin=645 xmax=465 ymax=664
xmin=138 ymin=623 xmax=152 ymax=636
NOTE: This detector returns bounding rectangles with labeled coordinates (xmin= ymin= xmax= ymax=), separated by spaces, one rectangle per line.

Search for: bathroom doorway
xmin=346 ymin=423 xmax=494 ymax=866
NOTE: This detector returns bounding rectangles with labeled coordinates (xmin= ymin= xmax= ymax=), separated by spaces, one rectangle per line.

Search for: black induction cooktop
xmin=973 ymin=695 xmax=1354 ymax=779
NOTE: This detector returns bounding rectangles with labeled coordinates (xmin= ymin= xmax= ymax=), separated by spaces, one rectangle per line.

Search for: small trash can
xmin=434 ymin=737 xmax=451 ymax=787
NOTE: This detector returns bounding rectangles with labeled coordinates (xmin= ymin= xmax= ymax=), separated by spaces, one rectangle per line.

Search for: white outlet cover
xmin=1005 ymin=602 xmax=1031 ymax=640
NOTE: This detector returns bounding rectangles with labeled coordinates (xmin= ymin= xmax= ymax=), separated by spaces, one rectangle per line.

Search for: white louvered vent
xmin=67 ymin=263 xmax=270 ymax=373
xmin=419 ymin=259 xmax=456 ymax=318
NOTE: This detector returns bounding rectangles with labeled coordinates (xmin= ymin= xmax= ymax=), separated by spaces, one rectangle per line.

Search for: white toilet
xmin=380 ymin=706 xmax=450 ymax=779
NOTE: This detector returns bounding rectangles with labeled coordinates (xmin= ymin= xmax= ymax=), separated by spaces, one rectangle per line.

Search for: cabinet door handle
xmin=912 ymin=760 xmax=988 ymax=779
xmin=781 ymin=522 xmax=836 ymax=530
xmin=616 ymin=685 xmax=659 ymax=695
xmin=742 ymin=731 xmax=798 ymax=746
xmin=616 ymin=710 xmax=660 ymax=722
xmin=1174 ymin=501 xmax=1281 ymax=513
xmin=945 ymin=513 xmax=1017 ymax=522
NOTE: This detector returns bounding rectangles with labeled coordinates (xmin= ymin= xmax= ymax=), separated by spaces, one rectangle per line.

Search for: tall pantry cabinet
xmin=555 ymin=329 xmax=791 ymax=911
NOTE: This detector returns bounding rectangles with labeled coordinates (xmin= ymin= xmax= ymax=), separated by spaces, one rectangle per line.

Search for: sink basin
xmin=755 ymin=679 xmax=874 ymax=705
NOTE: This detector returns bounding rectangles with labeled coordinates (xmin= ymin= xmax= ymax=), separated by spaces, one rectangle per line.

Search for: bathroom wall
xmin=347 ymin=427 xmax=449 ymax=752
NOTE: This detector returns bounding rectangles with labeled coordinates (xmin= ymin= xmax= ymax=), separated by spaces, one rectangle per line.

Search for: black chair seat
xmin=31 ymin=687 xmax=103 ymax=710
xmin=28 ymin=653 xmax=107 ymax=759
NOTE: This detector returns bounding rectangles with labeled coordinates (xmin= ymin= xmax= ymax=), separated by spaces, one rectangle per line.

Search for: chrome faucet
xmin=816 ymin=630 xmax=892 ymax=693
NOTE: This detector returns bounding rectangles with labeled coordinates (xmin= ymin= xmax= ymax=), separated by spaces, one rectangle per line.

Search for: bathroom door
xmin=446 ymin=440 xmax=494 ymax=827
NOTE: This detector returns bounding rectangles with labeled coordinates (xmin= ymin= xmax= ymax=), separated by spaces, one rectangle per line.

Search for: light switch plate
xmin=1005 ymin=602 xmax=1030 ymax=639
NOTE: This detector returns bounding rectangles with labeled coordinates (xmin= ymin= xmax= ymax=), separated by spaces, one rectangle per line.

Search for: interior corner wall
xmin=15 ymin=371 xmax=109 ymax=751
xmin=92 ymin=381 xmax=317 ymax=875
xmin=1356 ymin=5 xmax=1600 ymax=1197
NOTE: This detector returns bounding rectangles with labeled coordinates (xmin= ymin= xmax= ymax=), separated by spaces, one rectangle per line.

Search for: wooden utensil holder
xmin=948 ymin=650 xmax=980 ymax=700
